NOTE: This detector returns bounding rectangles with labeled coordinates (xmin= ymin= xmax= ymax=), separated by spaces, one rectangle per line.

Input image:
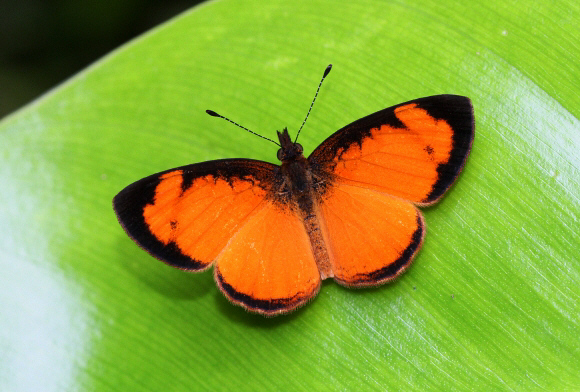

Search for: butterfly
xmin=113 ymin=65 xmax=475 ymax=316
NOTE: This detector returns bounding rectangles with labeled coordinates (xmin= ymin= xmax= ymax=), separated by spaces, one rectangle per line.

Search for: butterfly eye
xmin=295 ymin=143 xmax=303 ymax=154
xmin=277 ymin=148 xmax=284 ymax=161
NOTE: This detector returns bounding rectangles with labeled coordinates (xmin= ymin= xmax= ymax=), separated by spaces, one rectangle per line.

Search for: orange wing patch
xmin=318 ymin=182 xmax=424 ymax=286
xmin=215 ymin=202 xmax=321 ymax=315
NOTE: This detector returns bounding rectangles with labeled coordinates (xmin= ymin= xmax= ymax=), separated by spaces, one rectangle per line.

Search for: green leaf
xmin=1 ymin=0 xmax=578 ymax=390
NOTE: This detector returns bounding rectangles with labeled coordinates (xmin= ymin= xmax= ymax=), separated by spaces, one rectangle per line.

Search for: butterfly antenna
xmin=206 ymin=110 xmax=281 ymax=146
xmin=294 ymin=64 xmax=332 ymax=142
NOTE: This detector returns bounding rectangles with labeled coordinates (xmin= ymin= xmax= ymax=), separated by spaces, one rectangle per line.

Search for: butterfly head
xmin=277 ymin=128 xmax=304 ymax=162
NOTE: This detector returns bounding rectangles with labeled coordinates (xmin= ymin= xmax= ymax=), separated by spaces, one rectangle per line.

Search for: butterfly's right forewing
xmin=113 ymin=159 xmax=279 ymax=271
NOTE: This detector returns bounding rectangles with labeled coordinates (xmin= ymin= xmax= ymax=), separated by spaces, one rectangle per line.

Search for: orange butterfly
xmin=113 ymin=65 xmax=474 ymax=315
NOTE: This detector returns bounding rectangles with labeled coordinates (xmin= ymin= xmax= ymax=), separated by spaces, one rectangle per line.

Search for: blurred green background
xmin=0 ymin=0 xmax=200 ymax=118
xmin=1 ymin=0 xmax=578 ymax=390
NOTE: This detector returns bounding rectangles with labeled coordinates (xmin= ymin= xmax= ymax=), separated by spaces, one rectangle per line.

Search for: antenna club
xmin=323 ymin=64 xmax=332 ymax=77
xmin=206 ymin=110 xmax=221 ymax=117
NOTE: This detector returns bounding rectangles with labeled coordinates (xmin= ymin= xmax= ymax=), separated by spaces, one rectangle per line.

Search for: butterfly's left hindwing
xmin=113 ymin=159 xmax=279 ymax=270
xmin=318 ymin=182 xmax=425 ymax=286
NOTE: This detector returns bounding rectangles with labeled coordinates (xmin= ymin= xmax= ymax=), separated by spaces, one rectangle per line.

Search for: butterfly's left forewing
xmin=309 ymin=95 xmax=474 ymax=206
